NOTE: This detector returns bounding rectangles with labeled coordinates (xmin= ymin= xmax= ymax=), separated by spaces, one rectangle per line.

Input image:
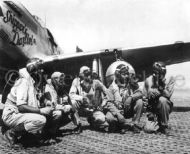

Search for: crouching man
xmin=1 ymin=58 xmax=53 ymax=147
xmin=143 ymin=61 xmax=175 ymax=134
xmin=44 ymin=72 xmax=82 ymax=136
xmin=69 ymin=66 xmax=109 ymax=131
xmin=106 ymin=64 xmax=144 ymax=133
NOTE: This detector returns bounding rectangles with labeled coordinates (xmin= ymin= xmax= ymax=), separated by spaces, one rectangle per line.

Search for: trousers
xmin=2 ymin=106 xmax=46 ymax=134
xmin=124 ymin=99 xmax=144 ymax=124
xmin=151 ymin=96 xmax=172 ymax=127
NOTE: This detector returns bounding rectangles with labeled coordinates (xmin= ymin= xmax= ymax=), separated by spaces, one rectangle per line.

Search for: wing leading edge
xmin=42 ymin=42 xmax=190 ymax=81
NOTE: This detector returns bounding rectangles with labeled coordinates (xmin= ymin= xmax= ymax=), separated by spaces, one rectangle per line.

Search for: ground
xmin=0 ymin=93 xmax=190 ymax=154
xmin=0 ymin=111 xmax=190 ymax=154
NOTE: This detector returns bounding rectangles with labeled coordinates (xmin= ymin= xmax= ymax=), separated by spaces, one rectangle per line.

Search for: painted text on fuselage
xmin=3 ymin=10 xmax=36 ymax=46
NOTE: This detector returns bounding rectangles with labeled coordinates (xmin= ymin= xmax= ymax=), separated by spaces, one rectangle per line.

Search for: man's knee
xmin=71 ymin=100 xmax=76 ymax=107
xmin=24 ymin=114 xmax=46 ymax=134
xmin=52 ymin=110 xmax=62 ymax=121
xmin=33 ymin=115 xmax=46 ymax=127
xmin=89 ymin=111 xmax=107 ymax=127
xmin=158 ymin=97 xmax=168 ymax=106
xmin=106 ymin=103 xmax=121 ymax=116
xmin=71 ymin=100 xmax=81 ymax=111
xmin=106 ymin=112 xmax=117 ymax=124
xmin=135 ymin=99 xmax=144 ymax=108
xmin=157 ymin=97 xmax=171 ymax=113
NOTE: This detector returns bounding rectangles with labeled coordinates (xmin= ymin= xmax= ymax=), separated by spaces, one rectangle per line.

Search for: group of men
xmin=1 ymin=58 xmax=175 ymax=147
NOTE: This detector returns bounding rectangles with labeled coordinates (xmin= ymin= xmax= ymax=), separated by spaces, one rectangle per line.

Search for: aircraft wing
xmin=122 ymin=42 xmax=190 ymax=79
xmin=43 ymin=50 xmax=116 ymax=78
xmin=43 ymin=42 xmax=190 ymax=81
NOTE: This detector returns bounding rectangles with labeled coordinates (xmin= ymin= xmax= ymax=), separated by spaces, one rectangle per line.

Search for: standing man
xmin=143 ymin=61 xmax=175 ymax=134
xmin=1 ymin=58 xmax=53 ymax=147
xmin=44 ymin=71 xmax=82 ymax=135
xmin=107 ymin=64 xmax=144 ymax=133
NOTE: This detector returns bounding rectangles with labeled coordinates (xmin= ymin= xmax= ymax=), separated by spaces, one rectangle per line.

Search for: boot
xmin=3 ymin=129 xmax=17 ymax=147
xmin=3 ymin=123 xmax=26 ymax=147
xmin=71 ymin=111 xmax=81 ymax=126
xmin=158 ymin=125 xmax=170 ymax=135
xmin=132 ymin=125 xmax=141 ymax=134
xmin=72 ymin=123 xmax=82 ymax=134
xmin=1 ymin=123 xmax=9 ymax=135
xmin=120 ymin=119 xmax=134 ymax=129
xmin=116 ymin=120 xmax=130 ymax=134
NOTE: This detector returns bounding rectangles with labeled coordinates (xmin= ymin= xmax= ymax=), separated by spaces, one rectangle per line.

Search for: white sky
xmin=16 ymin=0 xmax=190 ymax=89
xmin=18 ymin=0 xmax=190 ymax=54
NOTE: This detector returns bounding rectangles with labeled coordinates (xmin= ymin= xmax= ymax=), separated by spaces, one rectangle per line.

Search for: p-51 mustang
xmin=0 ymin=0 xmax=60 ymax=93
xmin=1 ymin=0 xmax=190 ymax=103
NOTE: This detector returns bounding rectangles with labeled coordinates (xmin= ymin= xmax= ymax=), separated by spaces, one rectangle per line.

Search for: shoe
xmin=132 ymin=125 xmax=141 ymax=134
xmin=158 ymin=127 xmax=170 ymax=135
xmin=108 ymin=125 xmax=117 ymax=133
xmin=41 ymin=138 xmax=56 ymax=145
xmin=28 ymin=133 xmax=55 ymax=146
xmin=1 ymin=124 xmax=9 ymax=135
xmin=3 ymin=129 xmax=17 ymax=147
xmin=147 ymin=113 xmax=156 ymax=121
xmin=122 ymin=121 xmax=134 ymax=130
xmin=97 ymin=122 xmax=109 ymax=132
xmin=119 ymin=128 xmax=127 ymax=134
xmin=84 ymin=108 xmax=94 ymax=115
xmin=134 ymin=123 xmax=143 ymax=130
xmin=72 ymin=123 xmax=82 ymax=134
xmin=103 ymin=126 xmax=109 ymax=132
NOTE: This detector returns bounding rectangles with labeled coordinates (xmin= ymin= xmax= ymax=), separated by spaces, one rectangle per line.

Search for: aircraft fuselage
xmin=0 ymin=0 xmax=60 ymax=93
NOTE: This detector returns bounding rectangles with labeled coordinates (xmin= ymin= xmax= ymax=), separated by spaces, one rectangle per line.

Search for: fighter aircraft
xmin=0 ymin=0 xmax=61 ymax=93
xmin=1 ymin=0 xmax=190 ymax=104
xmin=43 ymin=41 xmax=190 ymax=87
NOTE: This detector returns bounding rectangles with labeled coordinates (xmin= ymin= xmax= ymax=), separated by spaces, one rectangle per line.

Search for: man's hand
xmin=83 ymin=96 xmax=90 ymax=103
xmin=158 ymin=78 xmax=166 ymax=91
xmin=56 ymin=104 xmax=63 ymax=110
xmin=40 ymin=107 xmax=53 ymax=116
xmin=53 ymin=110 xmax=62 ymax=117
xmin=62 ymin=96 xmax=68 ymax=104
xmin=55 ymin=104 xmax=72 ymax=113
xmin=100 ymin=100 xmax=107 ymax=108
xmin=124 ymin=96 xmax=133 ymax=106
xmin=45 ymin=100 xmax=54 ymax=107
xmin=82 ymin=96 xmax=90 ymax=107
xmin=117 ymin=103 xmax=123 ymax=110
xmin=62 ymin=105 xmax=72 ymax=113
xmin=148 ymin=88 xmax=161 ymax=99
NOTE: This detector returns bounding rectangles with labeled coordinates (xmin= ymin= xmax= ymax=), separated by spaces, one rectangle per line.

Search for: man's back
xmin=6 ymin=68 xmax=40 ymax=109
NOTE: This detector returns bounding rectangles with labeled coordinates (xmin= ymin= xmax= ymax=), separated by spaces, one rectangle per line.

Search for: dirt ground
xmin=0 ymin=111 xmax=190 ymax=154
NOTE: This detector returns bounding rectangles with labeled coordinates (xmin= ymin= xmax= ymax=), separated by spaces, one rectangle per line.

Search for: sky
xmin=17 ymin=0 xmax=190 ymax=53
xmin=17 ymin=0 xmax=190 ymax=89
